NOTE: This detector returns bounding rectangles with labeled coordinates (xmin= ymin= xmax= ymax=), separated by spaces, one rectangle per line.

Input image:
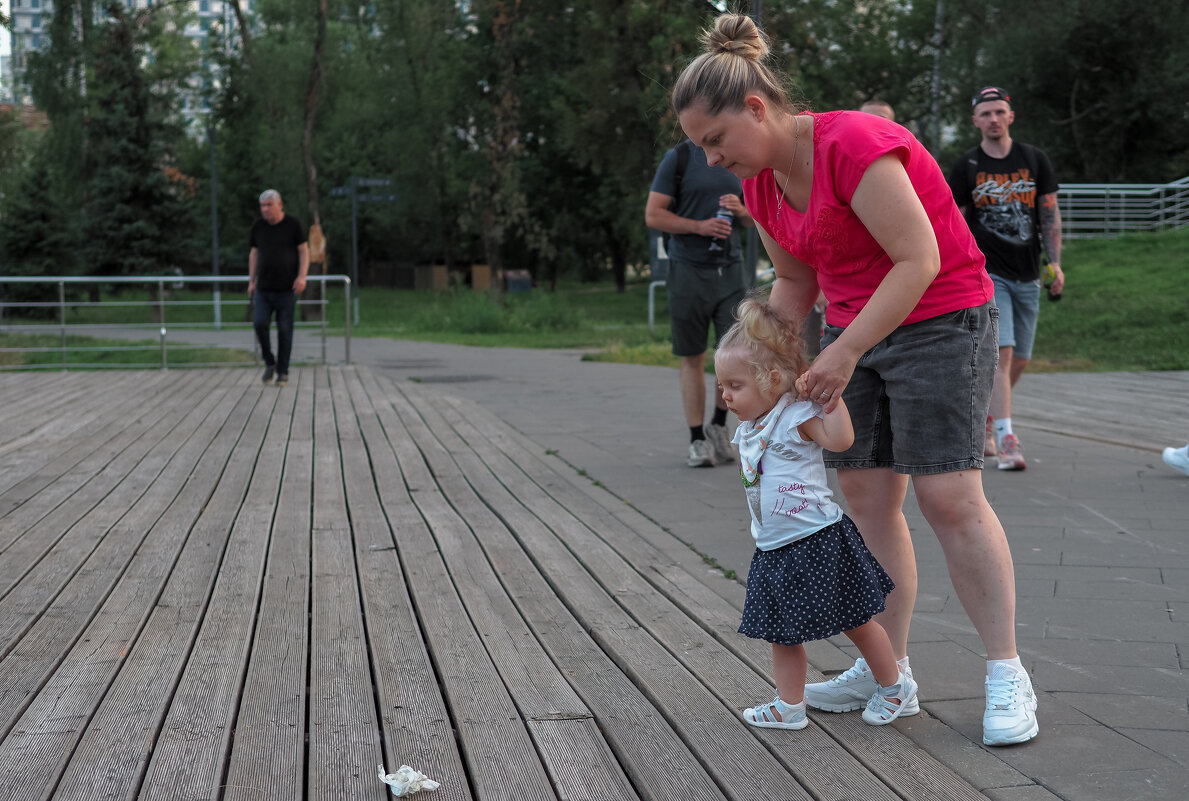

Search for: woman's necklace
xmin=774 ymin=116 xmax=801 ymax=221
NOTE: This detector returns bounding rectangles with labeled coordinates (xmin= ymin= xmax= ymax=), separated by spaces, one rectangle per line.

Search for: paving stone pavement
xmin=358 ymin=340 xmax=1189 ymax=801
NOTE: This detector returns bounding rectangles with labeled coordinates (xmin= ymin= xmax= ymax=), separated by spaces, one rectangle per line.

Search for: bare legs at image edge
xmin=804 ymin=469 xmax=1039 ymax=746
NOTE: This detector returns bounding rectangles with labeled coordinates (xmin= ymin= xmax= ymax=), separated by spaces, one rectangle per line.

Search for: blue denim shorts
xmin=821 ymin=303 xmax=998 ymax=475
xmin=990 ymin=273 xmax=1041 ymax=359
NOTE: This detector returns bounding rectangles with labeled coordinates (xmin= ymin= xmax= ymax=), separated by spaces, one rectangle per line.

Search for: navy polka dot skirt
xmin=739 ymin=514 xmax=895 ymax=646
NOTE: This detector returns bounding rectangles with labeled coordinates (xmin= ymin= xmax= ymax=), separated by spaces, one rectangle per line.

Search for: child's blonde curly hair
xmin=716 ymin=292 xmax=809 ymax=395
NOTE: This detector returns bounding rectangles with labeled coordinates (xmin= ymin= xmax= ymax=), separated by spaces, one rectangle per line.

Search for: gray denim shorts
xmin=821 ymin=303 xmax=999 ymax=475
xmin=667 ymin=258 xmax=748 ymax=357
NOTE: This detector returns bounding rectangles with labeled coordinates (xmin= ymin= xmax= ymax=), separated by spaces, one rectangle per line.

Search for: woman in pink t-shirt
xmin=673 ymin=14 xmax=1038 ymax=747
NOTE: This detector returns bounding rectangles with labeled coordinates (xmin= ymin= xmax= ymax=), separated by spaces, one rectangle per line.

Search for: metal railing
xmin=0 ymin=275 xmax=352 ymax=370
xmin=1059 ymin=176 xmax=1189 ymax=239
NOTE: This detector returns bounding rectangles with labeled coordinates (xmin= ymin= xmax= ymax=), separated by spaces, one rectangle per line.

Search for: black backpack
xmin=662 ymin=140 xmax=693 ymax=250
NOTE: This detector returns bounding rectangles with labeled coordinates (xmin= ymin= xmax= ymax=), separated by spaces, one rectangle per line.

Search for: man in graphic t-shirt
xmin=948 ymin=87 xmax=1065 ymax=471
xmin=249 ymin=189 xmax=309 ymax=387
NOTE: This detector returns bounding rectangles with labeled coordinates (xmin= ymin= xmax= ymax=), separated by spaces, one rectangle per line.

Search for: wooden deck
xmin=0 ymin=367 xmax=988 ymax=801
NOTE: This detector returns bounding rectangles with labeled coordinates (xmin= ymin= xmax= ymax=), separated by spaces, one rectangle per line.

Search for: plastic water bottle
xmin=708 ymin=207 xmax=734 ymax=252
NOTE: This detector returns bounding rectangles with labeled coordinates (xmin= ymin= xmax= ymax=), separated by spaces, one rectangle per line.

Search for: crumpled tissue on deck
xmin=378 ymin=764 xmax=441 ymax=797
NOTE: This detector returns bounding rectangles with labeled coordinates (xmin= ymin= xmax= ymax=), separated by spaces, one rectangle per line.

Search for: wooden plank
xmin=306 ymin=368 xmax=384 ymax=799
xmin=389 ymin=379 xmax=813 ymax=801
xmin=429 ymin=388 xmax=990 ymax=801
xmin=528 ymin=718 xmax=656 ymax=801
xmin=428 ymin=392 xmax=900 ymax=801
xmin=0 ymin=373 xmax=104 ymax=448
xmin=130 ymin=379 xmax=291 ymax=799
xmin=42 ymin=379 xmax=275 ymax=801
xmin=357 ymin=370 xmax=712 ymax=801
xmin=0 ymin=371 xmax=261 ymax=800
xmin=359 ymin=373 xmax=557 ymax=801
xmin=0 ymin=369 xmax=212 ymax=554
xmin=221 ymin=371 xmax=314 ymax=801
xmin=0 ymin=371 xmax=143 ymax=453
xmin=0 ymin=371 xmax=178 ymax=496
xmin=332 ymin=368 xmax=472 ymax=801
xmin=0 ymin=372 xmax=227 ymax=601
xmin=0 ymin=371 xmax=241 ymax=664
xmin=352 ymin=371 xmax=635 ymax=801
xmin=0 ymin=373 xmax=60 ymax=411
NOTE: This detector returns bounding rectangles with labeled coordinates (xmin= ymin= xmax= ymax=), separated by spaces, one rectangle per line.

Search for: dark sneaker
xmin=275 ymin=374 xmax=288 ymax=387
xmin=262 ymin=365 xmax=276 ymax=384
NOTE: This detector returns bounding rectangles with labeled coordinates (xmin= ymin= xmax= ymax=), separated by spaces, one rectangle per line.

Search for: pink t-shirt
xmin=743 ymin=110 xmax=992 ymax=327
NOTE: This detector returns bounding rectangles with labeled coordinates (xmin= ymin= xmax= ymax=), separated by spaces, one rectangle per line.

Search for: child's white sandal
xmin=862 ymin=670 xmax=919 ymax=725
xmin=743 ymin=696 xmax=808 ymax=730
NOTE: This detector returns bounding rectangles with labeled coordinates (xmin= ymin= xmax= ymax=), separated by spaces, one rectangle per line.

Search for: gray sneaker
xmin=687 ymin=439 xmax=714 ymax=468
xmin=806 ymin=657 xmax=920 ymax=715
xmin=706 ymin=422 xmax=735 ymax=465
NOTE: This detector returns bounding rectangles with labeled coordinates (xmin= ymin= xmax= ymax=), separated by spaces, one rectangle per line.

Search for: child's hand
xmin=794 ymin=373 xmax=810 ymax=401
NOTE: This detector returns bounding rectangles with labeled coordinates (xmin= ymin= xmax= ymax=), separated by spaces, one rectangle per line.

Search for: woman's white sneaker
xmin=805 ymin=658 xmax=920 ymax=716
xmin=982 ymin=663 xmax=1039 ymax=745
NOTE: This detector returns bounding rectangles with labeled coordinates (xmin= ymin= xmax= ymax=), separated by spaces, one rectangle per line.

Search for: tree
xmin=957 ymin=0 xmax=1189 ymax=181
xmin=83 ymin=3 xmax=201 ymax=279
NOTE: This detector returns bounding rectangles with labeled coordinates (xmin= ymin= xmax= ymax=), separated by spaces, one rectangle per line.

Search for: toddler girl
xmin=715 ymin=296 xmax=916 ymax=729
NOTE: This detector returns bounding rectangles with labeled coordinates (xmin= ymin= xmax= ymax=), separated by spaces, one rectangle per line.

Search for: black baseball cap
xmin=972 ymin=86 xmax=1011 ymax=107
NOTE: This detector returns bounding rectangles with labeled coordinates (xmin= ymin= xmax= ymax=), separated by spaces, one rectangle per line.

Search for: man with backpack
xmin=949 ymin=87 xmax=1066 ymax=471
xmin=646 ymin=140 xmax=753 ymax=468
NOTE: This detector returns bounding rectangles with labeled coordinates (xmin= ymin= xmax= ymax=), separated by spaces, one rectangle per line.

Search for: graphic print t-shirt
xmin=948 ymin=144 xmax=1057 ymax=282
xmin=731 ymin=395 xmax=843 ymax=552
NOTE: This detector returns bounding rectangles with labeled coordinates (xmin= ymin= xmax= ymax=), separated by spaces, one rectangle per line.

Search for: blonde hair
xmin=717 ymin=294 xmax=808 ymax=396
xmin=672 ymin=13 xmax=798 ymax=117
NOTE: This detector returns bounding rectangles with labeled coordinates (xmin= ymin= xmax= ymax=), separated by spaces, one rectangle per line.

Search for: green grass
xmin=1028 ymin=227 xmax=1189 ymax=372
xmin=594 ymin=227 xmax=1189 ymax=374
xmin=323 ymin=282 xmax=665 ymax=350
xmin=0 ymin=332 xmax=255 ymax=369
xmin=1 ymin=226 xmax=1184 ymax=372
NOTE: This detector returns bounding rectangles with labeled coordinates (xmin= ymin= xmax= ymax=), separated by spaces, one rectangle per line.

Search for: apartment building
xmin=1 ymin=0 xmax=249 ymax=130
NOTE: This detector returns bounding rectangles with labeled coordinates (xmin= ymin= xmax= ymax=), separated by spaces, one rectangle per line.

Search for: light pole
xmin=209 ymin=122 xmax=221 ymax=329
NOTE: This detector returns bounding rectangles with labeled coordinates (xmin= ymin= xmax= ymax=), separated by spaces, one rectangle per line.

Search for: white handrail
xmin=1058 ymin=176 xmax=1189 ymax=238
xmin=0 ymin=274 xmax=353 ymax=369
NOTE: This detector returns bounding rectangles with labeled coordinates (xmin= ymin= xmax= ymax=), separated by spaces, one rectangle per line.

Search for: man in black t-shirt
xmin=948 ymin=87 xmax=1066 ymax=472
xmin=645 ymin=142 xmax=753 ymax=469
xmin=249 ymin=189 xmax=309 ymax=386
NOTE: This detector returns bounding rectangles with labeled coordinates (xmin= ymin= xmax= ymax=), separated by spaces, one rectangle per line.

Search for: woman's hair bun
xmin=702 ymin=13 xmax=769 ymax=62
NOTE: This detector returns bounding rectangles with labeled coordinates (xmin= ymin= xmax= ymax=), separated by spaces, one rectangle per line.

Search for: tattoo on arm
xmin=1039 ymin=193 xmax=1062 ymax=263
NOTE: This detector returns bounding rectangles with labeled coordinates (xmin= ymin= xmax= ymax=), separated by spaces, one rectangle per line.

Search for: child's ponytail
xmin=719 ymin=292 xmax=809 ymax=394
